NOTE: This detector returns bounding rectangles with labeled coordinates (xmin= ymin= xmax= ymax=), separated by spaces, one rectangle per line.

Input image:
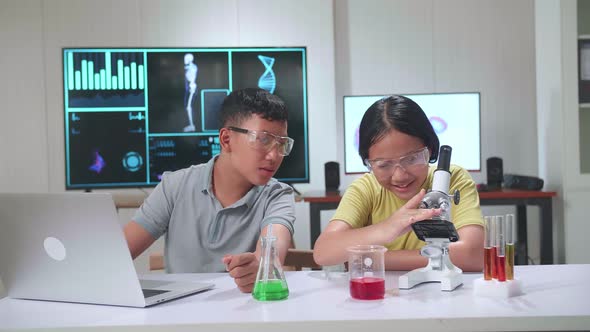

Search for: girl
xmin=313 ymin=95 xmax=484 ymax=271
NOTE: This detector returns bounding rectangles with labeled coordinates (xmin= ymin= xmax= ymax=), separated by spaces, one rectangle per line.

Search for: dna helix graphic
xmin=257 ymin=55 xmax=276 ymax=94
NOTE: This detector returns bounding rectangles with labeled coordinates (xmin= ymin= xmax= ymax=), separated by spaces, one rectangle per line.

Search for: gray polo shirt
xmin=133 ymin=157 xmax=295 ymax=273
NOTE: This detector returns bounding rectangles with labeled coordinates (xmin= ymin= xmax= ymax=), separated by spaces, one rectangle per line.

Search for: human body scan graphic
xmin=183 ymin=53 xmax=198 ymax=132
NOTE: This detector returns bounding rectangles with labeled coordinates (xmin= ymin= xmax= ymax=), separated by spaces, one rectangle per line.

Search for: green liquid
xmin=252 ymin=279 xmax=289 ymax=301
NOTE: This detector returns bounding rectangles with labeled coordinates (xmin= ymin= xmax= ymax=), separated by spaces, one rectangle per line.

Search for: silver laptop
xmin=0 ymin=192 xmax=214 ymax=307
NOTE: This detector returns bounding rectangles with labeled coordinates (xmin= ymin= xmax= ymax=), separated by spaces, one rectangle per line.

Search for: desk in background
xmin=1 ymin=265 xmax=588 ymax=331
xmin=302 ymin=189 xmax=557 ymax=265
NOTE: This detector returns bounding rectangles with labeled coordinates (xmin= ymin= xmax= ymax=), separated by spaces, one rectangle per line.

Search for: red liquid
xmin=483 ymin=247 xmax=493 ymax=280
xmin=496 ymin=255 xmax=506 ymax=282
xmin=491 ymin=246 xmax=497 ymax=279
xmin=349 ymin=277 xmax=385 ymax=300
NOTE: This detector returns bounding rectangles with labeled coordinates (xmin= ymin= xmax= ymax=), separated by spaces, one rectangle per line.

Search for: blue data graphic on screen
xmin=66 ymin=52 xmax=146 ymax=107
xmin=63 ymin=47 xmax=309 ymax=189
xmin=343 ymin=93 xmax=481 ymax=174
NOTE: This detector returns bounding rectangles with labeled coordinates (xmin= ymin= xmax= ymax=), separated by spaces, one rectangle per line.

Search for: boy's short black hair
xmin=219 ymin=88 xmax=288 ymax=127
xmin=358 ymin=95 xmax=440 ymax=164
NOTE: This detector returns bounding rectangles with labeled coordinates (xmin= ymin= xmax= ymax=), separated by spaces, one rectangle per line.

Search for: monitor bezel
xmin=342 ymin=91 xmax=482 ymax=175
xmin=62 ymin=46 xmax=310 ymax=190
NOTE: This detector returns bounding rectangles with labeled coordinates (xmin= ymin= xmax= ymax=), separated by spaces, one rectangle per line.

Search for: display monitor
xmin=63 ymin=47 xmax=308 ymax=189
xmin=343 ymin=92 xmax=481 ymax=173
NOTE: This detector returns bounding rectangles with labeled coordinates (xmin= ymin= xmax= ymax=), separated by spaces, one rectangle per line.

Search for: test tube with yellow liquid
xmin=505 ymin=214 xmax=515 ymax=280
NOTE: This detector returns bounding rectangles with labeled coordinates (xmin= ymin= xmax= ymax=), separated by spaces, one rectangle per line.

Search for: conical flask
xmin=252 ymin=224 xmax=289 ymax=301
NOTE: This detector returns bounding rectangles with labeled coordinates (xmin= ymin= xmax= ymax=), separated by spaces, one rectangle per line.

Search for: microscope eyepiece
xmin=437 ymin=145 xmax=452 ymax=171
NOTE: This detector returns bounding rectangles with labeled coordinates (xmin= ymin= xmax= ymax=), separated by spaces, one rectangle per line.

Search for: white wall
xmin=0 ymin=0 xmax=49 ymax=193
xmin=534 ymin=0 xmax=590 ymax=264
xmin=562 ymin=0 xmax=590 ymax=264
xmin=535 ymin=0 xmax=567 ymax=264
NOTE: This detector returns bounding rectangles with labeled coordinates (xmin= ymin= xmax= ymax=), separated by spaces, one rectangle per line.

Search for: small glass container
xmin=483 ymin=216 xmax=493 ymax=280
xmin=252 ymin=227 xmax=289 ymax=301
xmin=505 ymin=214 xmax=515 ymax=280
xmin=347 ymin=245 xmax=386 ymax=300
xmin=495 ymin=215 xmax=506 ymax=282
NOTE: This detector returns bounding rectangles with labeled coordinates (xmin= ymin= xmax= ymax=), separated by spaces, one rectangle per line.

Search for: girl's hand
xmin=386 ymin=189 xmax=441 ymax=241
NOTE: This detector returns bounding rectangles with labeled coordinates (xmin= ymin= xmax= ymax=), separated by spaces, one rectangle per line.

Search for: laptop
xmin=0 ymin=192 xmax=214 ymax=307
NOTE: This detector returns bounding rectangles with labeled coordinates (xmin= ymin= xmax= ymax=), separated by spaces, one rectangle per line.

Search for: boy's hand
xmin=222 ymin=253 xmax=259 ymax=293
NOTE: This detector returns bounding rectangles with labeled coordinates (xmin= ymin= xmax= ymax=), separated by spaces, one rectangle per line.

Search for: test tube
xmin=505 ymin=214 xmax=515 ymax=280
xmin=495 ymin=215 xmax=506 ymax=282
xmin=490 ymin=216 xmax=498 ymax=279
xmin=483 ymin=216 xmax=493 ymax=280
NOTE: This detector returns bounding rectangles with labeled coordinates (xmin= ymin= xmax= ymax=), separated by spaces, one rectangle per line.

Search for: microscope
xmin=398 ymin=145 xmax=463 ymax=291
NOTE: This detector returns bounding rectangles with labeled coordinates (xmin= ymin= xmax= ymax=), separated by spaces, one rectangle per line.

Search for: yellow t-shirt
xmin=331 ymin=165 xmax=484 ymax=251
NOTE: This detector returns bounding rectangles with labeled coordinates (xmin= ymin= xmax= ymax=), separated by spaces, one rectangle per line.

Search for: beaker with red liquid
xmin=347 ymin=245 xmax=386 ymax=300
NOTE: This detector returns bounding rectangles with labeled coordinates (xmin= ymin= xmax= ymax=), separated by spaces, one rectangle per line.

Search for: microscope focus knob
xmin=453 ymin=190 xmax=460 ymax=205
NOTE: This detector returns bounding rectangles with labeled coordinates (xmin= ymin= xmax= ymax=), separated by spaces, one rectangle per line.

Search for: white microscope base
xmin=399 ymin=268 xmax=463 ymax=291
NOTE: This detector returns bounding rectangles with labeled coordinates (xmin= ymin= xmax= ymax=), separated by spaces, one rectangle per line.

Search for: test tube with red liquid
xmin=505 ymin=214 xmax=515 ymax=280
xmin=490 ymin=216 xmax=498 ymax=279
xmin=495 ymin=215 xmax=506 ymax=282
xmin=483 ymin=216 xmax=493 ymax=280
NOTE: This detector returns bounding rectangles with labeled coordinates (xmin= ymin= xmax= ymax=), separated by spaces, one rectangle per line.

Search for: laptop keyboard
xmin=141 ymin=288 xmax=169 ymax=298
xmin=139 ymin=279 xmax=173 ymax=298
xmin=140 ymin=279 xmax=172 ymax=289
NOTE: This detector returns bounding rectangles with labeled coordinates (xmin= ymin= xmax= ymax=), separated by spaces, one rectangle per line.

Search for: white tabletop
xmin=1 ymin=264 xmax=589 ymax=331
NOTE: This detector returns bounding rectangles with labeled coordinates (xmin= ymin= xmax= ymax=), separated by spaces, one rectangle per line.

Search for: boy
xmin=124 ymin=88 xmax=295 ymax=293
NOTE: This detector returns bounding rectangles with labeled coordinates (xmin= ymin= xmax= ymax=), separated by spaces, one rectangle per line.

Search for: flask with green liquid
xmin=252 ymin=224 xmax=289 ymax=301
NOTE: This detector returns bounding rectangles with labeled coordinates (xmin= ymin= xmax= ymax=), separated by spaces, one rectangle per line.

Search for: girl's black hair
xmin=358 ymin=95 xmax=439 ymax=164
